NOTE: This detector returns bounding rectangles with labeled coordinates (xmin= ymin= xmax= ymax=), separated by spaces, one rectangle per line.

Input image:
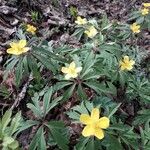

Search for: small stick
xmin=11 ymin=74 xmax=33 ymax=110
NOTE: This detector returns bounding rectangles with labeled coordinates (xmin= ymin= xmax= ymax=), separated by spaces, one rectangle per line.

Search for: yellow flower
xmin=61 ymin=61 xmax=82 ymax=79
xmin=80 ymin=108 xmax=110 ymax=139
xmin=7 ymin=40 xmax=29 ymax=55
xmin=84 ymin=26 xmax=98 ymax=38
xmin=130 ymin=23 xmax=140 ymax=33
xmin=141 ymin=8 xmax=149 ymax=15
xmin=119 ymin=56 xmax=135 ymax=71
xmin=75 ymin=16 xmax=87 ymax=25
xmin=26 ymin=24 xmax=37 ymax=34
xmin=142 ymin=3 xmax=150 ymax=7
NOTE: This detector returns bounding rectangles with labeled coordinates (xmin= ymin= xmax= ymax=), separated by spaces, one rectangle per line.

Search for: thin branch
xmin=11 ymin=74 xmax=33 ymax=110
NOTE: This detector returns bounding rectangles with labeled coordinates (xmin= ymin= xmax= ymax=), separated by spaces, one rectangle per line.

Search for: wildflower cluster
xmin=130 ymin=3 xmax=150 ymax=34
xmin=75 ymin=16 xmax=98 ymax=38
xmin=2 ymin=2 xmax=150 ymax=150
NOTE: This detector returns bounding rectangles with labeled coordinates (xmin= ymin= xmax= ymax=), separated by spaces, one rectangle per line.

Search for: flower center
xmin=69 ymin=68 xmax=76 ymax=74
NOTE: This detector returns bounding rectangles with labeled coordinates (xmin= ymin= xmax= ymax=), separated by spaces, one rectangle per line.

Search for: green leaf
xmin=43 ymin=87 xmax=53 ymax=115
xmin=81 ymin=52 xmax=95 ymax=78
xmin=106 ymin=135 xmax=123 ymax=150
xmin=62 ymin=84 xmax=76 ymax=102
xmin=32 ymin=52 xmax=56 ymax=73
xmin=23 ymin=55 xmax=29 ymax=74
xmin=47 ymin=96 xmax=61 ymax=113
xmin=9 ymin=111 xmax=21 ymax=136
xmin=82 ymin=71 xmax=100 ymax=81
xmin=8 ymin=140 xmax=19 ymax=149
xmin=5 ymin=57 xmax=19 ymax=71
xmin=108 ymin=103 xmax=121 ymax=118
xmin=75 ymin=137 xmax=90 ymax=150
xmin=72 ymin=28 xmax=85 ymax=41
xmin=15 ymin=120 xmax=39 ymax=136
xmin=77 ymin=84 xmax=87 ymax=101
xmin=47 ymin=121 xmax=69 ymax=150
xmin=15 ymin=58 xmax=23 ymax=86
xmin=53 ymin=81 xmax=73 ymax=92
xmin=2 ymin=136 xmax=14 ymax=147
xmin=2 ymin=110 xmax=12 ymax=133
xmin=39 ymin=128 xmax=46 ymax=150
xmin=66 ymin=110 xmax=80 ymax=121
xmin=32 ymin=46 xmax=66 ymax=63
xmin=28 ymin=55 xmax=40 ymax=79
xmin=84 ymin=81 xmax=109 ymax=94
xmin=29 ymin=127 xmax=44 ymax=150
xmin=27 ymin=103 xmax=43 ymax=118
xmin=85 ymin=138 xmax=94 ymax=150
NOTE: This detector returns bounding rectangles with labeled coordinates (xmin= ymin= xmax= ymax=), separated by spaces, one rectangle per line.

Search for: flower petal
xmin=123 ymin=56 xmax=129 ymax=62
xmin=119 ymin=60 xmax=123 ymax=66
xmin=82 ymin=125 xmax=94 ymax=137
xmin=94 ymin=128 xmax=104 ymax=139
xmin=65 ymin=74 xmax=71 ymax=80
xmin=80 ymin=114 xmax=92 ymax=125
xmin=61 ymin=67 xmax=69 ymax=73
xmin=10 ymin=42 xmax=17 ymax=48
xmin=143 ymin=3 xmax=150 ymax=7
xmin=120 ymin=65 xmax=126 ymax=70
xmin=129 ymin=60 xmax=135 ymax=65
xmin=126 ymin=65 xmax=133 ymax=70
xmin=69 ymin=62 xmax=76 ymax=69
xmin=7 ymin=48 xmax=14 ymax=54
xmin=97 ymin=117 xmax=110 ymax=129
xmin=7 ymin=48 xmax=21 ymax=55
xmin=91 ymin=108 xmax=99 ymax=121
xmin=76 ymin=67 xmax=82 ymax=73
xmin=71 ymin=73 xmax=78 ymax=78
xmin=77 ymin=16 xmax=81 ymax=21
xmin=22 ymin=47 xmax=30 ymax=53
xmin=19 ymin=40 xmax=27 ymax=48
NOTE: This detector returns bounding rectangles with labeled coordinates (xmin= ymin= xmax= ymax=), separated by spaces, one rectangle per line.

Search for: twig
xmin=11 ymin=74 xmax=33 ymax=110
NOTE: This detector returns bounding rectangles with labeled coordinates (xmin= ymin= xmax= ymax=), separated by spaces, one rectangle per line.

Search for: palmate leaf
xmin=53 ymin=81 xmax=73 ymax=92
xmin=22 ymin=55 xmax=29 ymax=74
xmin=104 ymin=135 xmax=123 ymax=150
xmin=74 ymin=137 xmax=90 ymax=150
xmin=72 ymin=28 xmax=85 ymax=41
xmin=27 ymin=55 xmax=40 ymax=80
xmin=67 ymin=101 xmax=93 ymax=122
xmin=62 ymin=84 xmax=76 ymax=102
xmin=9 ymin=111 xmax=21 ymax=136
xmin=32 ymin=52 xmax=56 ymax=73
xmin=43 ymin=87 xmax=53 ymax=115
xmin=29 ymin=127 xmax=46 ymax=150
xmin=81 ymin=52 xmax=95 ymax=78
xmin=1 ymin=110 xmax=12 ymax=133
xmin=15 ymin=120 xmax=39 ymax=136
xmin=27 ymin=103 xmax=43 ymax=118
xmin=5 ymin=56 xmax=19 ymax=71
xmin=77 ymin=84 xmax=87 ymax=101
xmin=47 ymin=121 xmax=69 ymax=150
xmin=134 ymin=109 xmax=150 ymax=125
xmin=109 ymin=123 xmax=139 ymax=149
xmin=32 ymin=46 xmax=67 ymax=63
xmin=84 ymin=81 xmax=116 ymax=95
xmin=75 ymin=137 xmax=101 ymax=150
xmin=27 ymin=87 xmax=61 ymax=119
xmin=15 ymin=57 xmax=23 ymax=86
xmin=82 ymin=71 xmax=100 ymax=81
